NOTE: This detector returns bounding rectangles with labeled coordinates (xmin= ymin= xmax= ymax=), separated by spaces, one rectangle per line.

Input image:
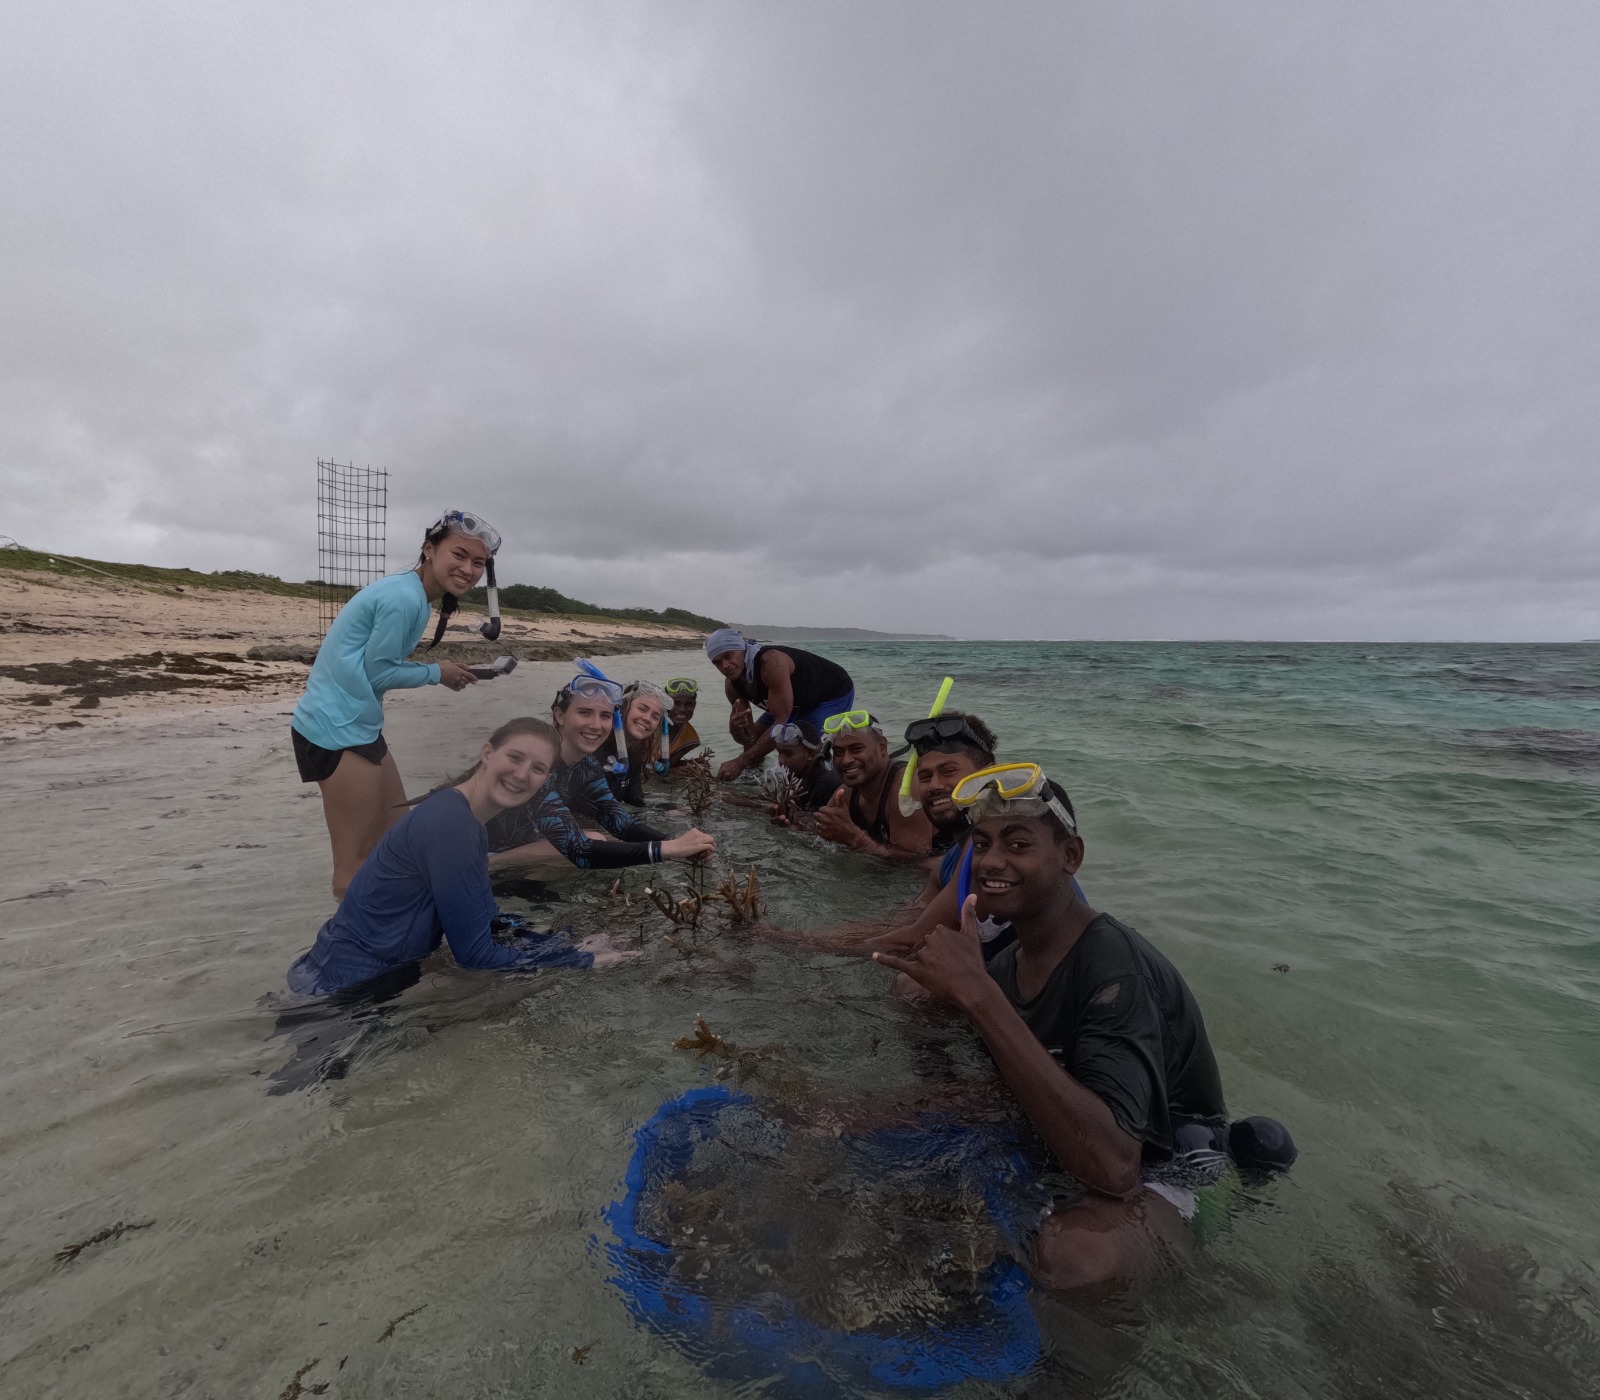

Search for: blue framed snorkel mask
xmin=576 ymin=659 xmax=629 ymax=775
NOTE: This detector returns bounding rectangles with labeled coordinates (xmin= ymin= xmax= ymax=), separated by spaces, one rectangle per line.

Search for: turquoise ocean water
xmin=2 ymin=640 xmax=1597 ymax=1397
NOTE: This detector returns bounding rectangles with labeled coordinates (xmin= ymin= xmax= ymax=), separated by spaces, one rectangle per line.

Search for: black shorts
xmin=291 ymin=727 xmax=389 ymax=784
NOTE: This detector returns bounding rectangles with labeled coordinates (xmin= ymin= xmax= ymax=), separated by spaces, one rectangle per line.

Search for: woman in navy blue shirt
xmin=287 ymin=717 xmax=629 ymax=997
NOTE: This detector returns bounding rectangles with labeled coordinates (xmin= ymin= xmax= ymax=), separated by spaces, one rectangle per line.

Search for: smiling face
xmin=422 ymin=530 xmax=490 ymax=597
xmin=829 ymin=728 xmax=888 ymax=788
xmin=968 ymin=812 xmax=1084 ymax=922
xmin=555 ymin=692 xmax=615 ymax=758
xmin=476 ymin=731 xmax=557 ymax=812
xmin=624 ymin=694 xmax=665 ymax=742
xmin=914 ymin=748 xmax=987 ymax=830
xmin=668 ymin=692 xmax=698 ymax=726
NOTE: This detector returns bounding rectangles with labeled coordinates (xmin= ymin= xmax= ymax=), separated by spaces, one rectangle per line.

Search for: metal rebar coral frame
xmin=315 ymin=459 xmax=388 ymax=636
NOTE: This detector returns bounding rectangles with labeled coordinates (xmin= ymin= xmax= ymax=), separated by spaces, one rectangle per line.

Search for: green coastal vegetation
xmin=0 ymin=544 xmax=725 ymax=631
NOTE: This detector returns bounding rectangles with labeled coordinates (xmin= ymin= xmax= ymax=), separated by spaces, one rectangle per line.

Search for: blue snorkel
xmin=956 ymin=841 xmax=974 ymax=908
xmin=654 ymin=710 xmax=672 ymax=776
xmin=575 ymin=658 xmax=629 ymax=777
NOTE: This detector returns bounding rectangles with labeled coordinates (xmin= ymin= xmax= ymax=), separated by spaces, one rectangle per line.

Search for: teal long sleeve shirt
xmin=291 ymin=570 xmax=440 ymax=749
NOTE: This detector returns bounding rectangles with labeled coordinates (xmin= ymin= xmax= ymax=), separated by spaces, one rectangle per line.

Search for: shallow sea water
xmin=2 ymin=642 xmax=1597 ymax=1398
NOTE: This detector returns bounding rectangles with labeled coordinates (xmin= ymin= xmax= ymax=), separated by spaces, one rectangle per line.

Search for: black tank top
xmin=749 ymin=646 xmax=854 ymax=714
xmin=848 ymin=761 xmax=902 ymax=845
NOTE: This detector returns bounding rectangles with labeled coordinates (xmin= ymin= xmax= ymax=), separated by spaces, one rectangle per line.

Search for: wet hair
xmin=408 ymin=716 xmax=559 ymax=804
xmin=617 ymin=689 xmax=667 ymax=763
xmin=417 ymin=521 xmax=488 ymax=648
xmin=923 ymin=710 xmax=997 ymax=766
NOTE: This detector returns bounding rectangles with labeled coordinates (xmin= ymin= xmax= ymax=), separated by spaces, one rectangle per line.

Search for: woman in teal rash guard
xmin=286 ymin=717 xmax=631 ymax=998
xmin=290 ymin=511 xmax=494 ymax=899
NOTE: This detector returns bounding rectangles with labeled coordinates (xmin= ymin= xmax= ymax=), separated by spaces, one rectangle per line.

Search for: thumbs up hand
xmin=872 ymin=895 xmax=987 ymax=1009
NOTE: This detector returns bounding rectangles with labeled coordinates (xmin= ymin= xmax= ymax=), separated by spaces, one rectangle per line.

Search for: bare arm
xmin=813 ymin=786 xmax=932 ymax=862
xmin=720 ymin=652 xmax=794 ymax=778
xmin=874 ymin=898 xmax=1143 ymax=1197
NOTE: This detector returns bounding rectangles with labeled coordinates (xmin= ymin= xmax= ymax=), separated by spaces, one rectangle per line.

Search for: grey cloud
xmin=2 ymin=1 xmax=1598 ymax=638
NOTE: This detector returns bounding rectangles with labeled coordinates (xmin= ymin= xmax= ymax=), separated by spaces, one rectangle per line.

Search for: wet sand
xmin=0 ymin=648 xmax=733 ymax=1397
xmin=0 ymin=568 xmax=704 ymax=734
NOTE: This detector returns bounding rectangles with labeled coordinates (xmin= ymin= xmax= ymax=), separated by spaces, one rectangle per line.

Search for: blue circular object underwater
xmin=604 ymin=1085 xmax=1045 ymax=1394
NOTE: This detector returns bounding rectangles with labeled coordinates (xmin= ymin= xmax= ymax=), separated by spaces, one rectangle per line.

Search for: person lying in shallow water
xmin=486 ymin=675 xmax=716 ymax=874
xmin=285 ymin=718 xmax=633 ymax=998
xmin=873 ymin=762 xmax=1231 ymax=1291
xmin=811 ymin=711 xmax=933 ymax=859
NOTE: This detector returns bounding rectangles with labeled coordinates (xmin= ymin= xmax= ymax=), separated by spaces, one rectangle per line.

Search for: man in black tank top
xmin=811 ymin=715 xmax=934 ymax=860
xmin=704 ymin=630 xmax=855 ymax=782
xmin=874 ymin=768 xmax=1230 ymax=1292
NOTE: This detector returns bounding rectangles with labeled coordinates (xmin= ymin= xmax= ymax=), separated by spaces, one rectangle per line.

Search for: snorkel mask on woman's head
xmin=574 ymin=659 xmax=630 ymax=775
xmin=424 ymin=509 xmax=504 ymax=641
xmin=563 ymin=675 xmax=624 ymax=705
xmin=950 ymin=762 xmax=1077 ymax=836
xmin=621 ymin=681 xmax=673 ymax=775
xmin=623 ymin=680 xmax=669 ymax=704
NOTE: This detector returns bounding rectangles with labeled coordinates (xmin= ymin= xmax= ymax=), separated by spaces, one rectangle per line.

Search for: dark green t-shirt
xmin=986 ymin=913 xmax=1227 ymax=1162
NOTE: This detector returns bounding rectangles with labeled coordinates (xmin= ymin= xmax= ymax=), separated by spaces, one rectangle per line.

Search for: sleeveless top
xmin=848 ymin=761 xmax=903 ymax=845
xmin=748 ymin=646 xmax=854 ymax=713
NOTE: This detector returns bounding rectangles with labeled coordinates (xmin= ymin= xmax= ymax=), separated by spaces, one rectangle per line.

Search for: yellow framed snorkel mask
xmin=822 ymin=709 xmax=882 ymax=736
xmin=949 ymin=762 xmax=1077 ymax=834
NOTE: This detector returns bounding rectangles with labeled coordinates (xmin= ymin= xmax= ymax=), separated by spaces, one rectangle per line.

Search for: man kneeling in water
xmin=874 ymin=763 xmax=1229 ymax=1291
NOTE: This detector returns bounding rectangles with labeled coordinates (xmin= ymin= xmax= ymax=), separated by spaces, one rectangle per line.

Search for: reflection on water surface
xmin=2 ymin=643 xmax=1597 ymax=1398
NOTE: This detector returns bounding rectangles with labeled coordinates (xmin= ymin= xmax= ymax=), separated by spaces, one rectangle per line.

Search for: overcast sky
xmin=3 ymin=2 xmax=1597 ymax=640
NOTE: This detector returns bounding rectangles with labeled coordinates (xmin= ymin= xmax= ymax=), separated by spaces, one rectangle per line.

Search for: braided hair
xmin=418 ymin=521 xmax=459 ymax=648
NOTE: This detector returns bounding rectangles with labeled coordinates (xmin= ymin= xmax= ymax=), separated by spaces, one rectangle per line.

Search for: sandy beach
xmin=0 ymin=567 xmax=705 ymax=737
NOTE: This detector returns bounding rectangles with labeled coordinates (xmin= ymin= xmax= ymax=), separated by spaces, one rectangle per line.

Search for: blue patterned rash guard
xmin=287 ymin=789 xmax=593 ymax=996
xmin=486 ymin=753 xmax=668 ymax=870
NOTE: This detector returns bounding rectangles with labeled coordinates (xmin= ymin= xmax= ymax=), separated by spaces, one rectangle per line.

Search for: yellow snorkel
xmin=898 ymin=675 xmax=955 ymax=817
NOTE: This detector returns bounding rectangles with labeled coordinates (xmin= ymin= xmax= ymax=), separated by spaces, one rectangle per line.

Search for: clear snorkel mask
xmin=622 ymin=680 xmax=674 ymax=776
xmin=575 ymin=659 xmax=629 ymax=775
xmin=426 ymin=510 xmax=504 ymax=641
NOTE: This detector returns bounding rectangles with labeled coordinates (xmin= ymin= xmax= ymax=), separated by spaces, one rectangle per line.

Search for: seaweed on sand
xmin=54 ymin=1218 xmax=154 ymax=1264
xmin=671 ymin=1013 xmax=795 ymax=1086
